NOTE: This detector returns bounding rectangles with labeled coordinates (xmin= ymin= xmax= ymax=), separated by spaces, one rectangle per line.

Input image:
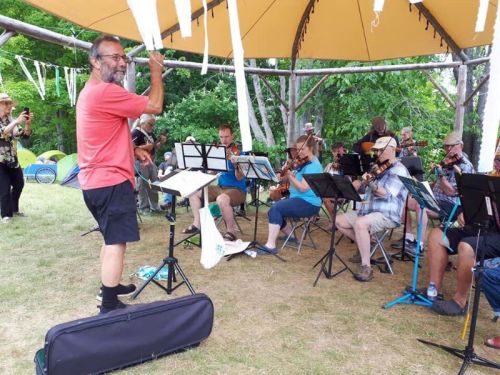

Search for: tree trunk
xmin=56 ymin=109 xmax=65 ymax=152
xmin=245 ymin=83 xmax=266 ymax=142
xmin=249 ymin=60 xmax=275 ymax=145
xmin=474 ymin=58 xmax=491 ymax=167
xmin=279 ymin=76 xmax=288 ymax=134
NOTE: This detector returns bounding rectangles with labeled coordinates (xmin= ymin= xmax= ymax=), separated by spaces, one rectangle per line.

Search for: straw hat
xmin=0 ymin=93 xmax=15 ymax=104
xmin=443 ymin=132 xmax=463 ymax=146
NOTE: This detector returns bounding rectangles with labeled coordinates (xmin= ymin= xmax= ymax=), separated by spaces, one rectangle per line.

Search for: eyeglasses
xmin=495 ymin=159 xmax=500 ymax=162
xmin=98 ymin=54 xmax=130 ymax=63
xmin=444 ymin=143 xmax=458 ymax=149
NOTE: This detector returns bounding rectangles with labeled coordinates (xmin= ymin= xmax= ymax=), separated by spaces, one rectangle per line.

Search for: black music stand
xmin=132 ymin=170 xmax=217 ymax=299
xmin=305 ymin=174 xmax=362 ymax=286
xmin=339 ymin=154 xmax=363 ymax=177
xmin=173 ymin=142 xmax=228 ymax=248
xmin=418 ymin=173 xmax=500 ymax=374
xmin=234 ymin=155 xmax=286 ymax=262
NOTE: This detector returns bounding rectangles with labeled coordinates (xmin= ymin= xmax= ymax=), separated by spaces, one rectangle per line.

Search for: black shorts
xmin=444 ymin=227 xmax=500 ymax=259
xmin=83 ymin=180 xmax=139 ymax=245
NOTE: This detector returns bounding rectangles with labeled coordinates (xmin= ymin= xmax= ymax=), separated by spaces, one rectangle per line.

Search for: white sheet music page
xmin=155 ymin=170 xmax=218 ymax=198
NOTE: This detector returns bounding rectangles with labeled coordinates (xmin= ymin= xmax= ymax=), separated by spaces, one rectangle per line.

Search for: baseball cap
xmin=371 ymin=136 xmax=397 ymax=150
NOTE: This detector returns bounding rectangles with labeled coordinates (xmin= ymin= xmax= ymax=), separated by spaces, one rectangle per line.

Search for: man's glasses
xmin=98 ymin=54 xmax=130 ymax=63
xmin=495 ymin=158 xmax=500 ymax=163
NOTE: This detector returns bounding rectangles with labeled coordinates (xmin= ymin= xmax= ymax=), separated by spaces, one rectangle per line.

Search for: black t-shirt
xmin=131 ymin=128 xmax=156 ymax=157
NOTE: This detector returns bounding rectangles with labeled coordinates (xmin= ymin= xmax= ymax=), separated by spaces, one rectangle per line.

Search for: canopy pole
xmin=454 ymin=64 xmax=467 ymax=138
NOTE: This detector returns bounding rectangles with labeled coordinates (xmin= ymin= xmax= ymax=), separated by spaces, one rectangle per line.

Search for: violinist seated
xmin=397 ymin=127 xmax=421 ymax=157
xmin=323 ymin=142 xmax=347 ymax=229
xmin=304 ymin=122 xmax=326 ymax=158
xmin=336 ymin=137 xmax=410 ymax=282
xmin=268 ymin=147 xmax=298 ymax=202
xmin=182 ymin=123 xmax=246 ymax=242
xmin=425 ymin=207 xmax=500 ymax=317
xmin=400 ymin=132 xmax=474 ymax=255
xmin=352 ymin=116 xmax=399 ymax=156
xmin=258 ymin=135 xmax=323 ymax=255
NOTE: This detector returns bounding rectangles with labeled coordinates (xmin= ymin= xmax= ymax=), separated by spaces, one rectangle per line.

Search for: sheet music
xmin=235 ymin=155 xmax=279 ymax=182
xmin=153 ymin=170 xmax=218 ymax=197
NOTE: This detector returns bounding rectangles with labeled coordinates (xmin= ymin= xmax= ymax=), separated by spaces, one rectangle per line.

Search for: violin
xmin=396 ymin=140 xmax=428 ymax=152
xmin=438 ymin=154 xmax=462 ymax=168
xmin=362 ymin=159 xmax=393 ymax=186
xmin=226 ymin=142 xmax=240 ymax=158
xmin=279 ymin=156 xmax=309 ymax=175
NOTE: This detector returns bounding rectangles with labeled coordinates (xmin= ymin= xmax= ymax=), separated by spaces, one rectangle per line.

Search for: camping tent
xmin=38 ymin=150 xmax=66 ymax=163
xmin=17 ymin=148 xmax=37 ymax=168
xmin=60 ymin=165 xmax=80 ymax=189
xmin=56 ymin=153 xmax=78 ymax=181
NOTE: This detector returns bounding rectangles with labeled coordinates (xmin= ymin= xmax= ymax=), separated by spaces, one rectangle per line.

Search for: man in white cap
xmin=397 ymin=132 xmax=474 ymax=255
xmin=336 ymin=137 xmax=410 ymax=282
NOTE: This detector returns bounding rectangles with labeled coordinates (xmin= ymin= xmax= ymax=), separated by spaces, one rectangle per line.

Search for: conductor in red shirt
xmin=77 ymin=35 xmax=164 ymax=314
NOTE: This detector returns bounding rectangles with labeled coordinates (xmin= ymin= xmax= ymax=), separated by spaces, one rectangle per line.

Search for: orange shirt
xmin=76 ymin=80 xmax=148 ymax=190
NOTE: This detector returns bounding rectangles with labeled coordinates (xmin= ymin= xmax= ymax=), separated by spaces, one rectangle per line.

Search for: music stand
xmin=384 ymin=176 xmax=447 ymax=309
xmin=305 ymin=174 xmax=362 ymax=286
xmin=234 ymin=155 xmax=286 ymax=262
xmin=173 ymin=142 xmax=227 ymax=248
xmin=132 ymin=170 xmax=218 ymax=299
xmin=418 ymin=173 xmax=500 ymax=374
xmin=339 ymin=154 xmax=362 ymax=177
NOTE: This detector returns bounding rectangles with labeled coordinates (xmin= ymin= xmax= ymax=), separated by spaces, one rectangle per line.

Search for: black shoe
xmin=431 ymin=299 xmax=468 ymax=316
xmin=96 ymin=283 xmax=136 ymax=301
xmin=391 ymin=238 xmax=415 ymax=250
xmin=98 ymin=300 xmax=128 ymax=315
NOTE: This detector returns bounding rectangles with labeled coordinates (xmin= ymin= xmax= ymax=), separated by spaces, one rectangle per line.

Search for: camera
xmin=23 ymin=107 xmax=30 ymax=115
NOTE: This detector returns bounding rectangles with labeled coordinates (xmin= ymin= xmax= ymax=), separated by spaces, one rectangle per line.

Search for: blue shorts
xmin=83 ymin=180 xmax=140 ymax=245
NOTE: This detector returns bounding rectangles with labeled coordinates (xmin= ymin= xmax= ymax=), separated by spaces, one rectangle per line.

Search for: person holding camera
xmin=0 ymin=93 xmax=33 ymax=224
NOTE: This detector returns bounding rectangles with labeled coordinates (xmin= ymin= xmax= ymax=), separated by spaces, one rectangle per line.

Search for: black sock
xmin=101 ymin=284 xmax=119 ymax=309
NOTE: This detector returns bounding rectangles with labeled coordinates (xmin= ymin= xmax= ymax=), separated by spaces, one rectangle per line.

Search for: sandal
xmin=223 ymin=232 xmax=237 ymax=241
xmin=182 ymin=225 xmax=199 ymax=234
xmin=484 ymin=336 xmax=500 ymax=349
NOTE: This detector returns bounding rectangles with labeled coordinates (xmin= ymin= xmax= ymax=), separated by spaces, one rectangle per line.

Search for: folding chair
xmin=281 ymin=216 xmax=317 ymax=253
xmin=370 ymin=229 xmax=395 ymax=274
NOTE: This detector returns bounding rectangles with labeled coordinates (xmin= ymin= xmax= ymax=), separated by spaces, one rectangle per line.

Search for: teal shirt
xmin=289 ymin=158 xmax=323 ymax=206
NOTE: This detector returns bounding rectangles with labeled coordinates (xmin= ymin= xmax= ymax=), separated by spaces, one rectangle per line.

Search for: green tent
xmin=56 ymin=153 xmax=78 ymax=181
xmin=38 ymin=150 xmax=66 ymax=163
xmin=17 ymin=148 xmax=37 ymax=168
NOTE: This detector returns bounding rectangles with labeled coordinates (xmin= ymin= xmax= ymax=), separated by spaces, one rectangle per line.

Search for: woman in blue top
xmin=260 ymin=135 xmax=323 ymax=255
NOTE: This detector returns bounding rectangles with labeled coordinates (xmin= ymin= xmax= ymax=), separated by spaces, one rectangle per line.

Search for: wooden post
xmin=454 ymin=64 xmax=467 ymax=138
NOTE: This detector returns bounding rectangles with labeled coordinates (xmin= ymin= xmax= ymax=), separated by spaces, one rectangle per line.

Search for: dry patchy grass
xmin=0 ymin=183 xmax=498 ymax=374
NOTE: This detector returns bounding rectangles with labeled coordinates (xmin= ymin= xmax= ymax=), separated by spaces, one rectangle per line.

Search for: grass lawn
xmin=0 ymin=183 xmax=498 ymax=374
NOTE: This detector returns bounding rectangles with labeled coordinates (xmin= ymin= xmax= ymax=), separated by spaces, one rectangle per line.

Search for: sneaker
xmin=98 ymin=300 xmax=128 ymax=315
xmin=354 ymin=265 xmax=374 ymax=282
xmin=405 ymin=241 xmax=425 ymax=257
xmin=278 ymin=235 xmax=298 ymax=244
xmin=96 ymin=284 xmax=137 ymax=302
xmin=348 ymin=252 xmax=361 ymax=263
xmin=431 ymin=299 xmax=467 ymax=316
xmin=1 ymin=217 xmax=12 ymax=224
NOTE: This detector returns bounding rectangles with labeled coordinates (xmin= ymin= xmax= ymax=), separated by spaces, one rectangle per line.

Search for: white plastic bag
xmin=200 ymin=188 xmax=226 ymax=268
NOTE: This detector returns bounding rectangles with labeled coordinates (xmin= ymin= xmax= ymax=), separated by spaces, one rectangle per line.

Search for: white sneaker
xmin=1 ymin=217 xmax=12 ymax=224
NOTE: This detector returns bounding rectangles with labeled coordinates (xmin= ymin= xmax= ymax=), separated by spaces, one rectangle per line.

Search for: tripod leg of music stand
xmin=173 ymin=262 xmax=196 ymax=295
xmin=131 ymin=260 xmax=168 ymax=300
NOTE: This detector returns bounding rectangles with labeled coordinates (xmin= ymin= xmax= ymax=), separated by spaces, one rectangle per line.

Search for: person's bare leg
xmin=453 ymin=242 xmax=475 ymax=308
xmin=353 ymin=216 xmax=372 ymax=267
xmin=265 ymin=223 xmax=281 ymax=249
xmin=427 ymin=227 xmax=449 ymax=290
xmin=217 ymin=193 xmax=237 ymax=234
xmin=336 ymin=214 xmax=356 ymax=243
xmin=188 ymin=190 xmax=202 ymax=228
xmin=101 ymin=243 xmax=126 ymax=287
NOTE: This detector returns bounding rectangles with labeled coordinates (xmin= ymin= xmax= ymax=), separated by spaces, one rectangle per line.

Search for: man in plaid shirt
xmin=398 ymin=132 xmax=474 ymax=254
xmin=336 ymin=137 xmax=410 ymax=282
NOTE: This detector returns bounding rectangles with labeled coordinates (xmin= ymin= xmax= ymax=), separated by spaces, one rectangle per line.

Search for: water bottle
xmin=427 ymin=282 xmax=438 ymax=302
